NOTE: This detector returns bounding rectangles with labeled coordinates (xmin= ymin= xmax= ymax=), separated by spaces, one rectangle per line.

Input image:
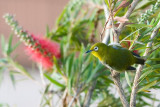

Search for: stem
xmin=130 ymin=21 xmax=160 ymax=107
xmin=110 ymin=70 xmax=129 ymax=107
xmin=100 ymin=15 xmax=111 ymax=42
xmin=62 ymin=89 xmax=68 ymax=107
xmin=68 ymin=84 xmax=83 ymax=107
xmin=102 ymin=2 xmax=111 ymax=44
xmin=117 ymin=0 xmax=140 ymax=37
xmin=39 ymin=63 xmax=46 ymax=86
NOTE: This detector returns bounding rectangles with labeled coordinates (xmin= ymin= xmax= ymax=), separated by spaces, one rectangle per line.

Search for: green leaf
xmin=11 ymin=41 xmax=20 ymax=53
xmin=0 ymin=103 xmax=9 ymax=107
xmin=44 ymin=74 xmax=65 ymax=88
xmin=139 ymin=64 xmax=160 ymax=82
xmin=104 ymin=0 xmax=110 ymax=9
xmin=56 ymin=7 xmax=67 ymax=25
xmin=66 ymin=54 xmax=74 ymax=77
xmin=85 ymin=62 xmax=93 ymax=82
xmin=150 ymin=18 xmax=155 ymax=25
xmin=125 ymin=72 xmax=131 ymax=88
xmin=1 ymin=35 xmax=5 ymax=53
xmin=138 ymin=80 xmax=157 ymax=92
xmin=126 ymin=24 xmax=151 ymax=28
xmin=45 ymin=25 xmax=50 ymax=38
xmin=0 ymin=67 xmax=4 ymax=85
xmin=101 ymin=76 xmax=114 ymax=84
xmin=7 ymin=57 xmax=33 ymax=80
xmin=82 ymin=62 xmax=92 ymax=75
xmin=53 ymin=56 xmax=63 ymax=75
xmin=44 ymin=84 xmax=50 ymax=94
xmin=7 ymin=34 xmax=13 ymax=55
xmin=9 ymin=71 xmax=16 ymax=87
xmin=148 ymin=58 xmax=160 ymax=61
xmin=87 ymin=62 xmax=103 ymax=83
xmin=60 ymin=41 xmax=64 ymax=61
xmin=147 ymin=74 xmax=160 ymax=78
xmin=120 ymin=27 xmax=144 ymax=43
xmin=0 ymin=58 xmax=8 ymax=63
xmin=139 ymin=70 xmax=154 ymax=81
xmin=67 ymin=78 xmax=72 ymax=94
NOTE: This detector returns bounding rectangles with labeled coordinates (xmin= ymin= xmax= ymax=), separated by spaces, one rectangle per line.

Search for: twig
xmin=129 ymin=34 xmax=140 ymax=50
xmin=130 ymin=21 xmax=160 ymax=107
xmin=100 ymin=14 xmax=111 ymax=42
xmin=83 ymin=80 xmax=97 ymax=107
xmin=62 ymin=89 xmax=68 ymax=107
xmin=109 ymin=0 xmax=118 ymax=43
xmin=110 ymin=70 xmax=129 ymax=107
xmin=149 ymin=45 xmax=160 ymax=54
xmin=39 ymin=63 xmax=46 ymax=86
xmin=90 ymin=9 xmax=102 ymax=43
xmin=117 ymin=0 xmax=140 ymax=37
xmin=68 ymin=84 xmax=83 ymax=107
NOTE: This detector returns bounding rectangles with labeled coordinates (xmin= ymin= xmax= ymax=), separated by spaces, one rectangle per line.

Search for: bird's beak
xmin=86 ymin=50 xmax=93 ymax=53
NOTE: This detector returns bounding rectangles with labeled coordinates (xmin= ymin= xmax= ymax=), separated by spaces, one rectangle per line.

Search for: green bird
xmin=86 ymin=42 xmax=145 ymax=72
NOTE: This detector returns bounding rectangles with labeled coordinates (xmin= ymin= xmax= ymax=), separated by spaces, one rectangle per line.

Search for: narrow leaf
xmin=125 ymin=72 xmax=131 ymax=88
xmin=1 ymin=35 xmax=5 ymax=53
xmin=10 ymin=41 xmax=21 ymax=53
xmin=9 ymin=71 xmax=16 ymax=87
xmin=126 ymin=24 xmax=151 ymax=28
xmin=44 ymin=74 xmax=65 ymax=88
xmin=138 ymin=80 xmax=157 ymax=92
xmin=7 ymin=57 xmax=33 ymax=79
xmin=53 ymin=56 xmax=63 ymax=75
xmin=7 ymin=34 xmax=13 ymax=55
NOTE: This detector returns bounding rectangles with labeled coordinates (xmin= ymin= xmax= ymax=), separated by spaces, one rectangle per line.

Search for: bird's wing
xmin=131 ymin=52 xmax=140 ymax=57
xmin=108 ymin=43 xmax=121 ymax=47
xmin=108 ymin=43 xmax=122 ymax=50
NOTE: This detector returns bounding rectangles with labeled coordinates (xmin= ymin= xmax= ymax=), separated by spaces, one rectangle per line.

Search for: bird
xmin=86 ymin=42 xmax=145 ymax=72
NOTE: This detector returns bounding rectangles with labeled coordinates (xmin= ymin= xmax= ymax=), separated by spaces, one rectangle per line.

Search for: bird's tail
xmin=135 ymin=57 xmax=145 ymax=65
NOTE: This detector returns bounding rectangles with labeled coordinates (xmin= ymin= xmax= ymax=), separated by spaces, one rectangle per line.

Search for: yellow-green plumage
xmin=86 ymin=43 xmax=145 ymax=72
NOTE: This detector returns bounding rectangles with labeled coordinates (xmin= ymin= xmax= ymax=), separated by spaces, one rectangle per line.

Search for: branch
xmin=68 ymin=84 xmax=83 ymax=107
xmin=116 ymin=0 xmax=140 ymax=40
xmin=102 ymin=1 xmax=129 ymax=107
xmin=83 ymin=80 xmax=97 ymax=107
xmin=102 ymin=2 xmax=111 ymax=44
xmin=110 ymin=70 xmax=129 ymax=107
xmin=130 ymin=21 xmax=160 ymax=107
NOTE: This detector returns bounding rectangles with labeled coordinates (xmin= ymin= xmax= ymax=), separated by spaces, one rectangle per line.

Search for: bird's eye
xmin=94 ymin=46 xmax=98 ymax=51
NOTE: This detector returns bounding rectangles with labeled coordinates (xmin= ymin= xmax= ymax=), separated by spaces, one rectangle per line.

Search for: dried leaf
xmin=114 ymin=16 xmax=129 ymax=23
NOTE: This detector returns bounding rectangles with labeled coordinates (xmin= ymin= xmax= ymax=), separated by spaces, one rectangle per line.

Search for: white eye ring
xmin=94 ymin=46 xmax=98 ymax=51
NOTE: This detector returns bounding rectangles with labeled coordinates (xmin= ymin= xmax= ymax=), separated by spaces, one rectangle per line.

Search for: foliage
xmin=1 ymin=0 xmax=160 ymax=107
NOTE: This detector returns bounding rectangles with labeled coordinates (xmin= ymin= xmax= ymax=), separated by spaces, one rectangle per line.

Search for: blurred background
xmin=0 ymin=0 xmax=68 ymax=107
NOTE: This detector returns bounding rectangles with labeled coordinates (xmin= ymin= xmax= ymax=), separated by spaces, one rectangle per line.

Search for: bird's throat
xmin=91 ymin=52 xmax=103 ymax=61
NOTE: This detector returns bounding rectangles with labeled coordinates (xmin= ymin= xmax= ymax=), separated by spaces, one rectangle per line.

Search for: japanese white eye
xmin=94 ymin=46 xmax=98 ymax=51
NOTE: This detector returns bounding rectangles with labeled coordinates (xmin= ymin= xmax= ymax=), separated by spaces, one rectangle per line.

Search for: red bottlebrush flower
xmin=26 ymin=34 xmax=61 ymax=69
xmin=3 ymin=14 xmax=61 ymax=69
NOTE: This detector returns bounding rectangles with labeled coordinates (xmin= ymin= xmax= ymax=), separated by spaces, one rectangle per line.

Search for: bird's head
xmin=86 ymin=43 xmax=107 ymax=61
